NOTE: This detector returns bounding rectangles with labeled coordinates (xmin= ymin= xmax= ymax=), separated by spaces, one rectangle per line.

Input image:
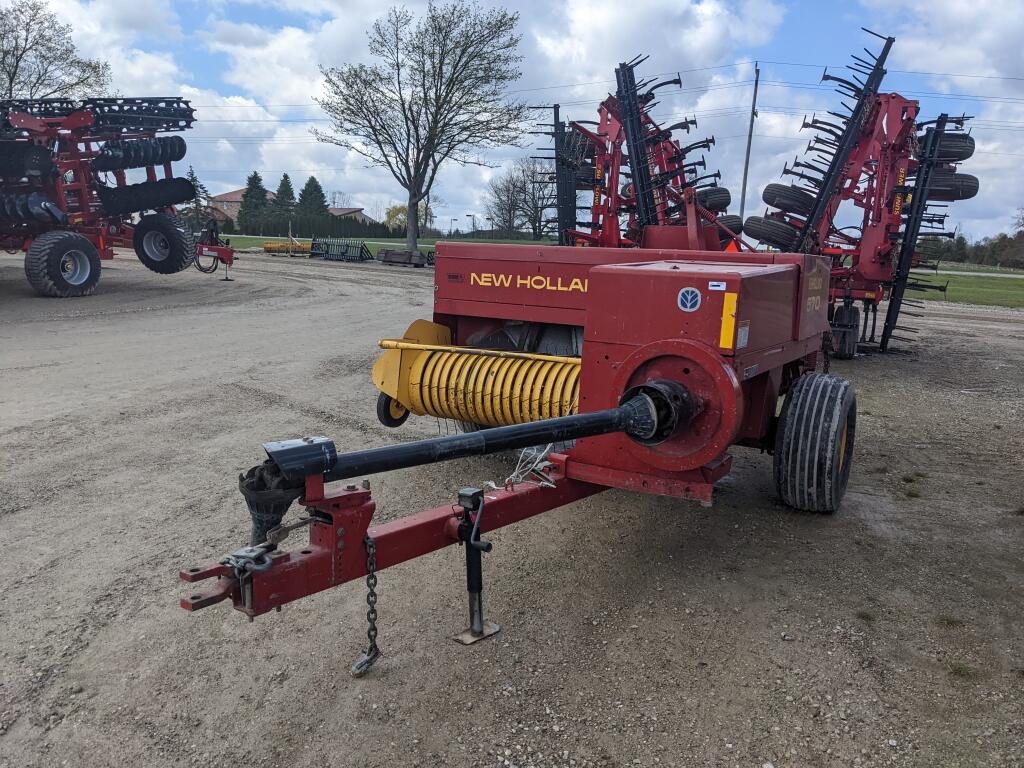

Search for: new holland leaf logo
xmin=677 ymin=287 xmax=702 ymax=312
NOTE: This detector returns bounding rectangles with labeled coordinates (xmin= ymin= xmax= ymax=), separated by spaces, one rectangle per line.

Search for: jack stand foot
xmin=454 ymin=620 xmax=500 ymax=645
xmin=454 ymin=488 xmax=499 ymax=645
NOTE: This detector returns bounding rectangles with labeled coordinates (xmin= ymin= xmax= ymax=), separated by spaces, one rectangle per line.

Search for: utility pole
xmin=739 ymin=62 xmax=760 ymax=223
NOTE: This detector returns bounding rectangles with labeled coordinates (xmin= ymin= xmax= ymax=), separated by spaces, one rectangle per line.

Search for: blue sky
xmin=49 ymin=0 xmax=1024 ymax=238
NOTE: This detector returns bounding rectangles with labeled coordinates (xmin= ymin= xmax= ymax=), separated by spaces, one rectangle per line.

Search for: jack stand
xmin=453 ymin=488 xmax=500 ymax=645
xmin=221 ymin=261 xmax=234 ymax=282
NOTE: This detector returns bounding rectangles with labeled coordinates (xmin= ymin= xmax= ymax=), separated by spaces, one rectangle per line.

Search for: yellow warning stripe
xmin=719 ymin=291 xmax=738 ymax=349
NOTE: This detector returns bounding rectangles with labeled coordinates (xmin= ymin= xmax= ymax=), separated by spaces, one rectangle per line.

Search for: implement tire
xmin=921 ymin=132 xmax=975 ymax=162
xmin=927 ymin=170 xmax=979 ymax=202
xmin=762 ymin=183 xmax=816 ymax=216
xmin=132 ymin=213 xmax=196 ymax=274
xmin=773 ymin=373 xmax=856 ymax=513
xmin=696 ymin=186 xmax=731 ymax=212
xmin=831 ymin=304 xmax=860 ymax=359
xmin=744 ymin=215 xmax=800 ymax=250
xmin=24 ymin=231 xmax=101 ymax=298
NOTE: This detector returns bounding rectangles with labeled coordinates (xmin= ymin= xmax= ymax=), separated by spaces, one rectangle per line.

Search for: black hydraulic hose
xmin=321 ymin=396 xmax=657 ymax=484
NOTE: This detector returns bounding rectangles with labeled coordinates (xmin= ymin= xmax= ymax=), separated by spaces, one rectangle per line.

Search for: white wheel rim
xmin=143 ymin=230 xmax=171 ymax=261
xmin=60 ymin=249 xmax=91 ymax=285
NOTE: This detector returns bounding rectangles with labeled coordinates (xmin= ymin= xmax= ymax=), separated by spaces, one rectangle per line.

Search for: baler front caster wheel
xmin=773 ymin=373 xmax=856 ymax=513
xmin=376 ymin=392 xmax=410 ymax=428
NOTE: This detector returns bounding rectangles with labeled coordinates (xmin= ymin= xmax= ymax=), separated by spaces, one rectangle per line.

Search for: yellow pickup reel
xmin=372 ymin=320 xmax=581 ymax=429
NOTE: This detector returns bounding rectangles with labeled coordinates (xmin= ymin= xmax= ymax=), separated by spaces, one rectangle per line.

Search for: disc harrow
xmin=0 ymin=96 xmax=231 ymax=297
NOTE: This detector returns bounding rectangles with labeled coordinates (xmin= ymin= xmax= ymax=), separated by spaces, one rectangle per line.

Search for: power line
xmin=187 ymin=60 xmax=1024 ymax=110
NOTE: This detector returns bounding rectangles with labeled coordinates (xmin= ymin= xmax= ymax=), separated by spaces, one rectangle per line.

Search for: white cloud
xmin=44 ymin=0 xmax=1016 ymax=236
xmin=856 ymin=0 xmax=1024 ymax=237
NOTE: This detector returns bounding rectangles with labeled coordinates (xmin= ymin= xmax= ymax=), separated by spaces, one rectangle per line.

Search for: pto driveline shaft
xmin=321 ymin=396 xmax=657 ymax=483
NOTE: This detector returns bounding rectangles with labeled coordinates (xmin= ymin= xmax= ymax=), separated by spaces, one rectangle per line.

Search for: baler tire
xmin=761 ymin=183 xmax=816 ymax=216
xmin=376 ymin=392 xmax=410 ymax=428
xmin=23 ymin=231 xmax=101 ymax=298
xmin=132 ymin=213 xmax=196 ymax=274
xmin=696 ymin=186 xmax=731 ymax=212
xmin=773 ymin=373 xmax=856 ymax=513
xmin=743 ymin=215 xmax=800 ymax=250
xmin=831 ymin=305 xmax=860 ymax=360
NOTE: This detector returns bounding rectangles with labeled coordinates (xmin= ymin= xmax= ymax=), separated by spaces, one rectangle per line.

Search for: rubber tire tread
xmin=926 ymin=170 xmax=979 ymax=201
xmin=376 ymin=392 xmax=410 ymax=427
xmin=132 ymin=213 xmax=196 ymax=274
xmin=696 ymin=186 xmax=731 ymax=212
xmin=773 ymin=373 xmax=856 ymax=513
xmin=831 ymin=305 xmax=860 ymax=360
xmin=23 ymin=231 xmax=101 ymax=298
xmin=923 ymin=132 xmax=975 ymax=162
xmin=716 ymin=214 xmax=742 ymax=236
xmin=743 ymin=215 xmax=800 ymax=249
xmin=761 ymin=183 xmax=816 ymax=216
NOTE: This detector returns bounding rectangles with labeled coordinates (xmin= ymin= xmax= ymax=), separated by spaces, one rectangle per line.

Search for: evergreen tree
xmin=297 ymin=175 xmax=329 ymax=216
xmin=181 ymin=166 xmax=211 ymax=230
xmin=273 ymin=173 xmax=296 ymax=214
xmin=238 ymin=170 xmax=270 ymax=233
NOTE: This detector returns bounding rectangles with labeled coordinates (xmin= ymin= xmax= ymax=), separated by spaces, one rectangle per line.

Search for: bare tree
xmin=329 ymin=190 xmax=352 ymax=208
xmin=484 ymin=167 xmax=523 ymax=237
xmin=484 ymin=159 xmax=555 ymax=239
xmin=0 ymin=0 xmax=111 ymax=99
xmin=315 ymin=1 xmax=528 ymax=254
xmin=514 ymin=158 xmax=555 ymax=240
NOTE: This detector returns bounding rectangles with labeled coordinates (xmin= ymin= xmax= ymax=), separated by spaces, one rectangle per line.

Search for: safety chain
xmin=350 ymin=535 xmax=382 ymax=677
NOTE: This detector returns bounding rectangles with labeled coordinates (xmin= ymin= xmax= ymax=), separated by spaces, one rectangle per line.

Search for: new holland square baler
xmin=181 ymin=61 xmax=855 ymax=675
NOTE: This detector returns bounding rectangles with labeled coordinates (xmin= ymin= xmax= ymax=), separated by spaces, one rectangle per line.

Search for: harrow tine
xmin=664 ymin=118 xmax=697 ymax=134
xmin=678 ymin=137 xmax=715 ymax=155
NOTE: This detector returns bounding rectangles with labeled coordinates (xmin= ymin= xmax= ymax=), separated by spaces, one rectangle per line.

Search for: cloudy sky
xmin=50 ymin=0 xmax=1024 ymax=238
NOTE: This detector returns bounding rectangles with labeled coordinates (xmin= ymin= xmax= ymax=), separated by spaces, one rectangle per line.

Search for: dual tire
xmin=773 ymin=373 xmax=856 ymax=513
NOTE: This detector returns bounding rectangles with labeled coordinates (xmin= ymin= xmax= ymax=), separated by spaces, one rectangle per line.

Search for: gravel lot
xmin=1 ymin=251 xmax=1022 ymax=768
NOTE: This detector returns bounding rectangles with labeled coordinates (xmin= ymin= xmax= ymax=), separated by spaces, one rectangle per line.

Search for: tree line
xmin=919 ymin=210 xmax=1024 ymax=270
xmin=180 ymin=168 xmax=404 ymax=240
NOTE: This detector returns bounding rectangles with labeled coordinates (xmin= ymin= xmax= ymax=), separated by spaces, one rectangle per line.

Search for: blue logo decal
xmin=677 ymin=287 xmax=702 ymax=312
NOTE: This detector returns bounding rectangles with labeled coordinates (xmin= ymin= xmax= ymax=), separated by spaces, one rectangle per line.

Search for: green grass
xmin=222 ymin=234 xmax=552 ymax=256
xmin=913 ymin=274 xmax=1024 ymax=308
xmin=917 ymin=262 xmax=1024 ymax=275
xmin=945 ymin=661 xmax=976 ymax=679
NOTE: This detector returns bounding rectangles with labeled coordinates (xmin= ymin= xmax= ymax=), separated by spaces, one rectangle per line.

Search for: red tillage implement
xmin=0 ymin=97 xmax=233 ymax=296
